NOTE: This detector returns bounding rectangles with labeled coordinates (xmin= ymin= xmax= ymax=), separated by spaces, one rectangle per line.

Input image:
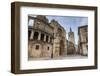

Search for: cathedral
xmin=28 ymin=15 xmax=67 ymax=59
xmin=28 ymin=15 xmax=88 ymax=60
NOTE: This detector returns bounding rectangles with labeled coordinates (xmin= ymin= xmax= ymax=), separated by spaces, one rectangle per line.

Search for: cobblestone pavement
xmin=29 ymin=55 xmax=87 ymax=61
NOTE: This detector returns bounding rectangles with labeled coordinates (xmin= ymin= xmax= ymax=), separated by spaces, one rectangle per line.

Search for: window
xmin=47 ymin=46 xmax=49 ymax=50
xmin=46 ymin=35 xmax=48 ymax=42
xmin=40 ymin=33 xmax=44 ymax=41
xmin=33 ymin=32 xmax=39 ymax=40
xmin=28 ymin=19 xmax=34 ymax=26
xmin=35 ymin=45 xmax=39 ymax=50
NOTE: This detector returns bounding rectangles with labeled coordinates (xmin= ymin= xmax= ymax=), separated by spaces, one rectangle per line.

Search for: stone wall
xmin=78 ymin=25 xmax=88 ymax=56
xmin=50 ymin=20 xmax=67 ymax=57
xmin=34 ymin=15 xmax=54 ymax=35
xmin=28 ymin=41 xmax=53 ymax=58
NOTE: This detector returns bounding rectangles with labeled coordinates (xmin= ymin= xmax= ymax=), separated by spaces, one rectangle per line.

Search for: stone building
xmin=50 ymin=20 xmax=67 ymax=57
xmin=67 ymin=28 xmax=75 ymax=54
xmin=78 ymin=25 xmax=88 ymax=56
xmin=28 ymin=15 xmax=67 ymax=59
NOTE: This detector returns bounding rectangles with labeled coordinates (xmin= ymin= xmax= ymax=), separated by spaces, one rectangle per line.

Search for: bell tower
xmin=67 ymin=27 xmax=75 ymax=54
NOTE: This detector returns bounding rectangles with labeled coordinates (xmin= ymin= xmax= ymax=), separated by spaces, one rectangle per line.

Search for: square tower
xmin=67 ymin=27 xmax=75 ymax=54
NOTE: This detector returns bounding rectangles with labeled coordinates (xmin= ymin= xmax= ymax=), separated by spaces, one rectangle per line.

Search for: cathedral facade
xmin=28 ymin=15 xmax=67 ymax=59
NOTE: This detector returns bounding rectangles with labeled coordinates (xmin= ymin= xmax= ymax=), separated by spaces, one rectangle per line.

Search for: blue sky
xmin=28 ymin=15 xmax=88 ymax=45
xmin=46 ymin=16 xmax=88 ymax=45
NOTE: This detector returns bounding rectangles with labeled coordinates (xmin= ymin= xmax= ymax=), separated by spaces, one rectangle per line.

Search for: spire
xmin=70 ymin=27 xmax=72 ymax=32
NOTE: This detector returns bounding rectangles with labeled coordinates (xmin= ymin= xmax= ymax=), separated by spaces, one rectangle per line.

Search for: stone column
xmin=38 ymin=32 xmax=41 ymax=40
xmin=44 ymin=34 xmax=46 ymax=41
xmin=30 ymin=30 xmax=34 ymax=40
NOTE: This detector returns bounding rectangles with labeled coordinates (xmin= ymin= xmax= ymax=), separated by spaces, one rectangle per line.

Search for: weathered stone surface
xmin=78 ymin=25 xmax=88 ymax=56
xmin=28 ymin=15 xmax=67 ymax=59
xmin=50 ymin=20 xmax=67 ymax=57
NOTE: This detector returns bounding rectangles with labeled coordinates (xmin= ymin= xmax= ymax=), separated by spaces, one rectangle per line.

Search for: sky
xmin=28 ymin=15 xmax=88 ymax=45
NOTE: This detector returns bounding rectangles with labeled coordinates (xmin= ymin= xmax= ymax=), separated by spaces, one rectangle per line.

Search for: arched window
xmin=40 ymin=33 xmax=44 ymax=41
xmin=33 ymin=32 xmax=39 ymax=40
xmin=46 ymin=35 xmax=48 ymax=42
